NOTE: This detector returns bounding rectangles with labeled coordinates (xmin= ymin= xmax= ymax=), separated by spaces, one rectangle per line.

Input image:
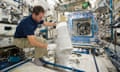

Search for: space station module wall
xmin=55 ymin=22 xmax=73 ymax=66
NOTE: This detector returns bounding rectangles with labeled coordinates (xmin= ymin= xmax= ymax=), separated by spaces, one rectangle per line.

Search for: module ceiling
xmin=55 ymin=0 xmax=86 ymax=12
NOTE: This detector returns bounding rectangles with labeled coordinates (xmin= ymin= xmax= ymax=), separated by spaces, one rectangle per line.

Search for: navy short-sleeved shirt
xmin=14 ymin=15 xmax=44 ymax=38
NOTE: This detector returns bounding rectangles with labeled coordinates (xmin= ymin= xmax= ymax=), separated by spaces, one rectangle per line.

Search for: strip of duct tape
xmin=40 ymin=59 xmax=84 ymax=72
xmin=72 ymin=51 xmax=89 ymax=54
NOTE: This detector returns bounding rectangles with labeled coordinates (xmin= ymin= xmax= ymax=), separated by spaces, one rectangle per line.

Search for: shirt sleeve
xmin=22 ymin=22 xmax=34 ymax=36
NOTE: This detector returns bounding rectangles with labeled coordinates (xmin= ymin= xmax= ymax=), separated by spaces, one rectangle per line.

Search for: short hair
xmin=32 ymin=6 xmax=45 ymax=15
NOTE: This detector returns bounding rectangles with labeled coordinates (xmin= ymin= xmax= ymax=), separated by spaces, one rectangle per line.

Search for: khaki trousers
xmin=13 ymin=37 xmax=48 ymax=58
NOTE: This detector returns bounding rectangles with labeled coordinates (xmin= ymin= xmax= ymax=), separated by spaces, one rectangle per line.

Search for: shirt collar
xmin=30 ymin=15 xmax=38 ymax=24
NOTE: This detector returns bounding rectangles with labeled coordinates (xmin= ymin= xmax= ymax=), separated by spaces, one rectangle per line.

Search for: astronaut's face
xmin=33 ymin=12 xmax=45 ymax=23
